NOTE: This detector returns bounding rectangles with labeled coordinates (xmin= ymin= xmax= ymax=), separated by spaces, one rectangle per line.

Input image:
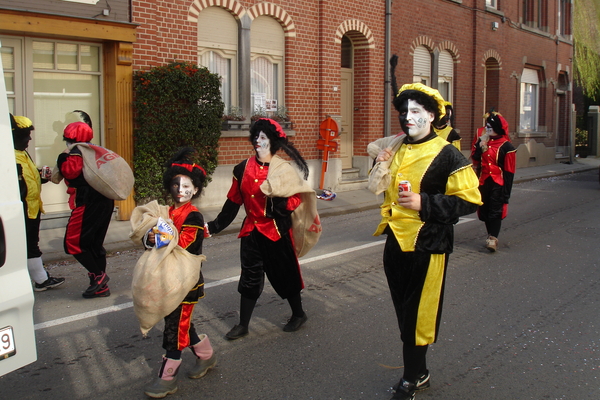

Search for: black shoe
xmin=393 ymin=370 xmax=430 ymax=392
xmin=283 ymin=313 xmax=307 ymax=332
xmin=83 ymin=272 xmax=109 ymax=296
xmin=225 ymin=324 xmax=249 ymax=340
xmin=34 ymin=276 xmax=66 ymax=292
xmin=391 ymin=378 xmax=416 ymax=400
xmin=82 ymin=284 xmax=111 ymax=299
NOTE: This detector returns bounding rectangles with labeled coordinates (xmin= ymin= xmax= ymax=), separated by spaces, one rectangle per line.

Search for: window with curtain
xmin=520 ymin=68 xmax=539 ymax=131
xmin=251 ymin=16 xmax=284 ymax=115
xmin=197 ymin=6 xmax=238 ymax=113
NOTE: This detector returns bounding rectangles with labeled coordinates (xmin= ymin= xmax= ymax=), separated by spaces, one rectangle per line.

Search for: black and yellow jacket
xmin=374 ymin=132 xmax=482 ymax=253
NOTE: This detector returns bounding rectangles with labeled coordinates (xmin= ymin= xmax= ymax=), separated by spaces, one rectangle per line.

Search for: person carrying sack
xmin=55 ymin=114 xmax=114 ymax=299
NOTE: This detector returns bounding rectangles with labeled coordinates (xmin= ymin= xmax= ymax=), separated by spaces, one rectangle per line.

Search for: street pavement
xmin=39 ymin=157 xmax=600 ymax=263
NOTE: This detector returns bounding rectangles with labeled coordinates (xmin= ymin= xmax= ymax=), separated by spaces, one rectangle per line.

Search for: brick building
xmin=0 ymin=0 xmax=573 ymax=224
xmin=390 ymin=0 xmax=573 ymax=168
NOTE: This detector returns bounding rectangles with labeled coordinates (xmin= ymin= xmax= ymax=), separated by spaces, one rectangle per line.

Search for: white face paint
xmin=401 ymin=99 xmax=435 ymax=141
xmin=255 ymin=131 xmax=271 ymax=161
xmin=170 ymin=175 xmax=198 ymax=207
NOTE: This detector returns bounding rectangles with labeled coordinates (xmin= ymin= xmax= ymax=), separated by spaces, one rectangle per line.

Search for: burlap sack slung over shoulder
xmin=77 ymin=143 xmax=134 ymax=200
xmin=129 ymin=201 xmax=206 ymax=336
xmin=260 ymin=156 xmax=322 ymax=258
xmin=367 ymin=133 xmax=406 ymax=195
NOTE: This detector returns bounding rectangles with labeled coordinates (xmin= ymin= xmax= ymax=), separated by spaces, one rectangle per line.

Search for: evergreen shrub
xmin=133 ymin=61 xmax=224 ymax=204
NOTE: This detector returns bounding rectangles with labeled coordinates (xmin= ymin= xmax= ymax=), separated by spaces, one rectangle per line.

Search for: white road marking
xmin=34 ymin=217 xmax=476 ymax=331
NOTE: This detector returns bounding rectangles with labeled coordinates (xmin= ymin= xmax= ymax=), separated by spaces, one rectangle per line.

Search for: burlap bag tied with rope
xmin=129 ymin=201 xmax=206 ymax=336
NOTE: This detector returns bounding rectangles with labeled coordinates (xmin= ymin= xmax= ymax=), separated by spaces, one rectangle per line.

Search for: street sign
xmin=317 ymin=117 xmax=339 ymax=189
xmin=319 ymin=117 xmax=339 ymax=140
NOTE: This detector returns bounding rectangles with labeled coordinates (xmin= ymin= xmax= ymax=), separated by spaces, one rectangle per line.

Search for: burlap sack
xmin=129 ymin=201 xmax=205 ymax=335
xmin=76 ymin=143 xmax=134 ymax=200
xmin=366 ymin=134 xmax=405 ymax=195
xmin=260 ymin=156 xmax=322 ymax=258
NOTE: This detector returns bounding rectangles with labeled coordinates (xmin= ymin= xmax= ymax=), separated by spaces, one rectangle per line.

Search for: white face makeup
xmin=170 ymin=175 xmax=198 ymax=207
xmin=401 ymin=99 xmax=435 ymax=141
xmin=255 ymin=131 xmax=271 ymax=161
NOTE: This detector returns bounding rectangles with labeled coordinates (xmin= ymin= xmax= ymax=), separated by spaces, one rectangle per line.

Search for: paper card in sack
xmin=153 ymin=217 xmax=174 ymax=249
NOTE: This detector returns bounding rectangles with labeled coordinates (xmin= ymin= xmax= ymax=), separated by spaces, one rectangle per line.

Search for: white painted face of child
xmin=255 ymin=131 xmax=271 ymax=161
xmin=170 ymin=175 xmax=198 ymax=208
xmin=400 ymin=99 xmax=435 ymax=141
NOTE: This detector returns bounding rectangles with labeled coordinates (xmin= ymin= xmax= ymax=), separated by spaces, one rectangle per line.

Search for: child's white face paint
xmin=170 ymin=175 xmax=198 ymax=206
xmin=401 ymin=99 xmax=435 ymax=141
xmin=255 ymin=131 xmax=271 ymax=161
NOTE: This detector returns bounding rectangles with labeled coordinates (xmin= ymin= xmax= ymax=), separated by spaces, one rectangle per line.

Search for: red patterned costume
xmin=471 ymin=112 xmax=516 ymax=250
xmin=208 ymin=156 xmax=303 ymax=300
xmin=57 ymin=121 xmax=114 ymax=298
xmin=161 ymin=202 xmax=205 ymax=352
xmin=207 ymin=118 xmax=312 ymax=340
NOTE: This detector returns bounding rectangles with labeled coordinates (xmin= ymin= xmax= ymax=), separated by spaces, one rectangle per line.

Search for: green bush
xmin=133 ymin=62 xmax=224 ymax=204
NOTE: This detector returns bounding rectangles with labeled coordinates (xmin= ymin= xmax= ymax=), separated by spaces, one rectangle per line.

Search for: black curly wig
xmin=249 ymin=118 xmax=309 ymax=180
xmin=162 ymin=147 xmax=206 ymax=199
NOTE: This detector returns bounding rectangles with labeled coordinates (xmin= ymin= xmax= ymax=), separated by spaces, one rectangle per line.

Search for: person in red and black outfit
xmin=471 ymin=112 xmax=517 ymax=252
xmin=56 ymin=117 xmax=114 ymax=298
xmin=143 ymin=148 xmax=216 ymax=399
xmin=206 ymin=118 xmax=310 ymax=340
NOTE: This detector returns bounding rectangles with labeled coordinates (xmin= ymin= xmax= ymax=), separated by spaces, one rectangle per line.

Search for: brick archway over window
xmin=410 ymin=36 xmax=435 ymax=53
xmin=335 ymin=20 xmax=375 ymax=49
xmin=187 ymin=0 xmax=245 ymax=22
xmin=247 ymin=3 xmax=296 ymax=37
xmin=437 ymin=40 xmax=460 ymax=62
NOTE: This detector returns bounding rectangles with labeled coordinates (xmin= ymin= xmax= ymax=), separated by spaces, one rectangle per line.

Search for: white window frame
xmin=486 ymin=0 xmax=497 ymax=8
xmin=519 ymin=68 xmax=540 ymax=132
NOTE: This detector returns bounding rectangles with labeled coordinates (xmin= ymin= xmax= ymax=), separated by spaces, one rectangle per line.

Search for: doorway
xmin=340 ymin=68 xmax=354 ymax=169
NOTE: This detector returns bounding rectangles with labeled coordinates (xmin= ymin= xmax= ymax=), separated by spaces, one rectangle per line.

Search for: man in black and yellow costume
xmin=433 ymin=101 xmax=461 ymax=151
xmin=369 ymin=57 xmax=482 ymax=400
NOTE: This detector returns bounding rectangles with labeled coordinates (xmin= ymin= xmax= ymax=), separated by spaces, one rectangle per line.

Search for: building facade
xmin=0 ymin=0 xmax=573 ymax=224
xmin=390 ymin=0 xmax=573 ymax=167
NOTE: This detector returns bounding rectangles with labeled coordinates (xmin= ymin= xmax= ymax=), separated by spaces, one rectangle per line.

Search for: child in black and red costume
xmin=143 ymin=148 xmax=216 ymax=399
xmin=56 ymin=114 xmax=113 ymax=298
xmin=206 ymin=118 xmax=311 ymax=340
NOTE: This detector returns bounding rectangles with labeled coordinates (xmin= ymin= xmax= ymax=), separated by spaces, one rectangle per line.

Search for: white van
xmin=0 ymin=40 xmax=37 ymax=376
